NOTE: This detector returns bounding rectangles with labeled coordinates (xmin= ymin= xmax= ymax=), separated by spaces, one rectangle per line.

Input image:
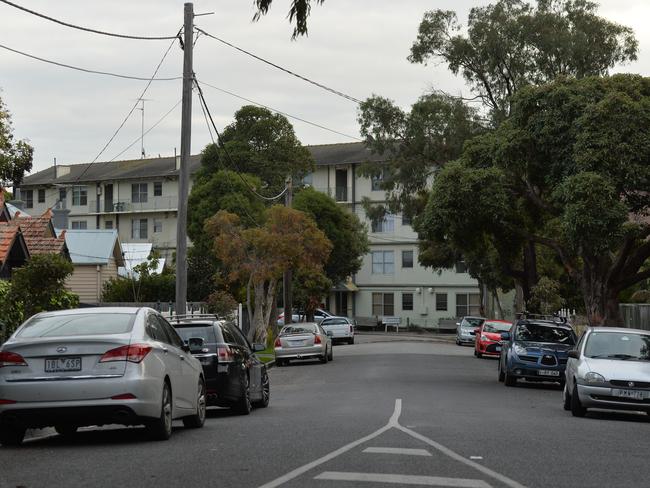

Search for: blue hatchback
xmin=498 ymin=319 xmax=577 ymax=387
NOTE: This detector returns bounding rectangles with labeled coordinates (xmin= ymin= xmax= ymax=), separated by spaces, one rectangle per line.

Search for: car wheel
xmin=349 ymin=337 xmax=355 ymax=345
xmin=504 ymin=368 xmax=517 ymax=387
xmin=234 ymin=373 xmax=252 ymax=415
xmin=183 ymin=378 xmax=206 ymax=428
xmin=456 ymin=339 xmax=461 ymax=345
xmin=328 ymin=346 xmax=333 ymax=361
xmin=476 ymin=351 xmax=483 ymax=358
xmin=473 ymin=349 xmax=478 ymax=357
xmin=55 ymin=424 xmax=78 ymax=437
xmin=498 ymin=360 xmax=505 ymax=382
xmin=570 ymin=383 xmax=587 ymax=417
xmin=147 ymin=381 xmax=173 ymax=441
xmin=253 ymin=369 xmax=270 ymax=408
xmin=563 ymin=383 xmax=571 ymax=411
xmin=0 ymin=424 xmax=26 ymax=446
xmin=320 ymin=347 xmax=329 ymax=363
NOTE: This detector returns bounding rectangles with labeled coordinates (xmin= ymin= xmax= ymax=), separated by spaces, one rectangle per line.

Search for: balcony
xmin=313 ymin=187 xmax=353 ymax=203
xmin=87 ymin=196 xmax=179 ymax=214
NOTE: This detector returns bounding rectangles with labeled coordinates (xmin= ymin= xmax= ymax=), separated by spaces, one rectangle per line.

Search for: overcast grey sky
xmin=1 ymin=0 xmax=649 ymax=174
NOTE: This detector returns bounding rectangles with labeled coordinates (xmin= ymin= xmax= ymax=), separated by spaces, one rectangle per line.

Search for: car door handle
xmin=162 ymin=347 xmax=168 ymax=353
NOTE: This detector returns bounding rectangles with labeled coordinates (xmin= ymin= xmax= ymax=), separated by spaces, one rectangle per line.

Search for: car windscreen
xmin=322 ymin=319 xmax=348 ymax=326
xmin=483 ymin=322 xmax=512 ymax=333
xmin=174 ymin=326 xmax=218 ymax=344
xmin=281 ymin=324 xmax=317 ymax=335
xmin=584 ymin=332 xmax=650 ymax=361
xmin=514 ymin=323 xmax=575 ymax=344
xmin=461 ymin=318 xmax=484 ymax=328
xmin=16 ymin=313 xmax=135 ymax=338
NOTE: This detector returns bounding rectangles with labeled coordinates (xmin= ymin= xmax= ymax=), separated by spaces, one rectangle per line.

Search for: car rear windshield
xmin=585 ymin=332 xmax=650 ymax=361
xmin=16 ymin=313 xmax=135 ymax=338
xmin=483 ymin=322 xmax=512 ymax=333
xmin=461 ymin=318 xmax=484 ymax=328
xmin=514 ymin=323 xmax=574 ymax=344
xmin=322 ymin=319 xmax=348 ymax=326
xmin=174 ymin=325 xmax=219 ymax=344
xmin=282 ymin=324 xmax=317 ymax=335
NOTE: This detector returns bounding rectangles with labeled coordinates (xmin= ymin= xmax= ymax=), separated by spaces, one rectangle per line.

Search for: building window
xmin=59 ymin=188 xmax=67 ymax=207
xmin=372 ymin=251 xmax=394 ymax=274
xmin=402 ymin=250 xmax=414 ymax=268
xmin=132 ymin=183 xmax=148 ymax=203
xmin=436 ymin=293 xmax=448 ymax=312
xmin=71 ymin=220 xmax=87 ymax=230
xmin=455 ymin=261 xmax=468 ymax=273
xmin=154 ymin=182 xmax=163 ymax=196
xmin=37 ymin=188 xmax=45 ymax=203
xmin=371 ymin=171 xmax=384 ymax=191
xmin=372 ymin=293 xmax=394 ymax=316
xmin=456 ymin=293 xmax=481 ymax=317
xmin=402 ymin=293 xmax=414 ymax=311
xmin=402 ymin=213 xmax=411 ymax=226
xmin=24 ymin=190 xmax=33 ymax=208
xmin=153 ymin=219 xmax=162 ymax=233
xmin=371 ymin=214 xmax=395 ymax=233
xmin=131 ymin=218 xmax=148 ymax=239
xmin=105 ymin=220 xmax=113 ymax=229
xmin=72 ymin=186 xmax=87 ymax=206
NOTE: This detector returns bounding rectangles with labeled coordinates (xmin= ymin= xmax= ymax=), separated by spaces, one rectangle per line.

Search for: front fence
xmin=620 ymin=304 xmax=650 ymax=331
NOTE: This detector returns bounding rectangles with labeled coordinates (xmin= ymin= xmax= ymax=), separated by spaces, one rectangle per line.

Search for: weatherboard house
xmin=19 ymin=142 xmax=481 ymax=326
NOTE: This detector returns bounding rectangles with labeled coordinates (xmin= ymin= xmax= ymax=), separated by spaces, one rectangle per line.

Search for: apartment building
xmin=19 ymin=143 xmax=479 ymax=327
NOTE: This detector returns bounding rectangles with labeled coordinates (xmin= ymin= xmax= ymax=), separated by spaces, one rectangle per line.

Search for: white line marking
xmin=363 ymin=447 xmax=432 ymax=457
xmin=396 ymin=425 xmax=526 ymax=488
xmin=314 ymin=471 xmax=491 ymax=487
xmin=256 ymin=399 xmax=402 ymax=488
xmin=469 ymin=456 xmax=483 ymax=460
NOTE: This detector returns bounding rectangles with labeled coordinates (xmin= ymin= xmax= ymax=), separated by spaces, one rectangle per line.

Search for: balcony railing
xmin=312 ymin=187 xmax=353 ymax=203
xmin=87 ymin=196 xmax=178 ymax=213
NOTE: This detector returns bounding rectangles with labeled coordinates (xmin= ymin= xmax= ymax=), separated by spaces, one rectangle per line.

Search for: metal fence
xmin=99 ymin=301 xmax=208 ymax=317
xmin=620 ymin=304 xmax=650 ymax=331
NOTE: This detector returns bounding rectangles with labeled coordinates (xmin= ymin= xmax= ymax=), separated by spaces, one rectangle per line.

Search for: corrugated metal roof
xmin=60 ymin=229 xmax=123 ymax=266
xmin=118 ymin=242 xmax=165 ymax=277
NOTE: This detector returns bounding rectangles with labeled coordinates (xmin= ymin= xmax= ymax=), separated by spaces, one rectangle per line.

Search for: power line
xmin=75 ymin=32 xmax=182 ymax=183
xmin=0 ymin=0 xmax=179 ymax=40
xmin=197 ymin=79 xmax=362 ymax=141
xmin=194 ymin=78 xmax=288 ymax=202
xmin=0 ymin=42 xmax=181 ymax=81
xmin=195 ymin=27 xmax=362 ymax=104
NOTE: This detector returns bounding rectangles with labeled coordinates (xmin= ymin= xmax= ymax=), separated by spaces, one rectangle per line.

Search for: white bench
xmin=382 ymin=316 xmax=402 ymax=333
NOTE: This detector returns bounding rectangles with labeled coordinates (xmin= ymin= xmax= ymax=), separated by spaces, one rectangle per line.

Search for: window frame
xmin=131 ymin=183 xmax=148 ymax=204
xmin=456 ymin=293 xmax=481 ymax=317
xmin=435 ymin=293 xmax=448 ymax=312
xmin=402 ymin=293 xmax=414 ymax=311
xmin=402 ymin=250 xmax=414 ymax=268
xmin=24 ymin=189 xmax=34 ymax=208
xmin=153 ymin=181 xmax=163 ymax=197
xmin=372 ymin=292 xmax=395 ymax=316
xmin=71 ymin=220 xmax=88 ymax=230
xmin=37 ymin=188 xmax=45 ymax=203
xmin=131 ymin=218 xmax=148 ymax=239
xmin=372 ymin=250 xmax=394 ymax=274
xmin=72 ymin=186 xmax=87 ymax=206
xmin=153 ymin=219 xmax=163 ymax=233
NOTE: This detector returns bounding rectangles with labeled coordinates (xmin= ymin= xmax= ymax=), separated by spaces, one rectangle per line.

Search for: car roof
xmin=588 ymin=327 xmax=650 ymax=334
xmin=516 ymin=319 xmax=573 ymax=330
xmin=37 ymin=307 xmax=142 ymax=317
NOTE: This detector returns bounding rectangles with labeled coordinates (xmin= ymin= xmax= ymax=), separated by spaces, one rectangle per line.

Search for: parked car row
xmin=458 ymin=314 xmax=650 ymax=419
xmin=0 ymin=307 xmax=269 ymax=446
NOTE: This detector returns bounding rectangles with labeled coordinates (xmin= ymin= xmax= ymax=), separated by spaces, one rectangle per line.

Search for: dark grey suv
xmin=171 ymin=316 xmax=269 ymax=415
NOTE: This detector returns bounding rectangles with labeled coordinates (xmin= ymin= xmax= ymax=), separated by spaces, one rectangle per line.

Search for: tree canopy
xmin=253 ymin=0 xmax=324 ymax=38
xmin=0 ymin=96 xmax=33 ymax=190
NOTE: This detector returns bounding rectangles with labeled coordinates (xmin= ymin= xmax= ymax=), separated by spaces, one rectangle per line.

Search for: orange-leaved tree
xmin=206 ymin=205 xmax=332 ymax=343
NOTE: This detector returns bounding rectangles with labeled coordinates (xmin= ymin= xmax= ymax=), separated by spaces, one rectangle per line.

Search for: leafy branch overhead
xmin=253 ymin=0 xmax=325 ymax=38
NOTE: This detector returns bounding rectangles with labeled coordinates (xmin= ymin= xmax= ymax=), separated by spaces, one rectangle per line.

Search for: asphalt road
xmin=2 ymin=336 xmax=649 ymax=488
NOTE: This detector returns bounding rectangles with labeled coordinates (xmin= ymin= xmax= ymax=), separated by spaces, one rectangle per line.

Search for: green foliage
xmin=529 ymin=276 xmax=564 ymax=314
xmin=253 ymin=0 xmax=324 ymax=38
xmin=102 ymin=272 xmax=175 ymax=303
xmin=293 ymin=187 xmax=369 ymax=284
xmin=292 ymin=267 xmax=332 ymax=318
xmin=206 ymin=290 xmax=239 ymax=319
xmin=629 ymin=290 xmax=650 ymax=304
xmin=0 ymin=96 xmax=34 ymax=188
xmin=409 ymin=0 xmax=638 ymax=121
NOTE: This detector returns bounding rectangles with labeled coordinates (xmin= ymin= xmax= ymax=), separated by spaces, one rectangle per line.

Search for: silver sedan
xmin=564 ymin=327 xmax=650 ymax=418
xmin=274 ymin=322 xmax=333 ymax=366
xmin=0 ymin=307 xmax=206 ymax=445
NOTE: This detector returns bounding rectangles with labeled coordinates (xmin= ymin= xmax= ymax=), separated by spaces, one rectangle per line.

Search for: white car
xmin=0 ymin=307 xmax=206 ymax=445
xmin=277 ymin=308 xmax=332 ymax=326
xmin=564 ymin=327 xmax=650 ymax=418
xmin=320 ymin=316 xmax=355 ymax=344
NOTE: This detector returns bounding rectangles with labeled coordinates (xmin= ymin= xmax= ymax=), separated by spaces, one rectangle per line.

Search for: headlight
xmin=584 ymin=372 xmax=606 ymax=384
xmin=481 ymin=335 xmax=489 ymax=342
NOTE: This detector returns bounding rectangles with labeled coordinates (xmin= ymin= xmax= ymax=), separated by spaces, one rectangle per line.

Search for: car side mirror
xmin=456 ymin=322 xmax=460 ymax=326
xmin=500 ymin=332 xmax=510 ymax=341
xmin=252 ymin=343 xmax=266 ymax=352
xmin=568 ymin=350 xmax=580 ymax=359
xmin=181 ymin=344 xmax=191 ymax=353
xmin=326 ymin=330 xmax=334 ymax=337
xmin=187 ymin=337 xmax=204 ymax=353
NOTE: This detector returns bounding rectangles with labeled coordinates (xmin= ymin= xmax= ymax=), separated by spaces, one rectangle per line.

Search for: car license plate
xmin=45 ymin=357 xmax=81 ymax=372
xmin=612 ymin=389 xmax=646 ymax=400
xmin=538 ymin=370 xmax=560 ymax=377
xmin=288 ymin=340 xmax=305 ymax=347
xmin=495 ymin=346 xmax=501 ymax=352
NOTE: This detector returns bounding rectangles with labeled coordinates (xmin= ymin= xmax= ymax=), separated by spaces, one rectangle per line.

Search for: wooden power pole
xmin=283 ymin=176 xmax=293 ymax=324
xmin=175 ymin=2 xmax=194 ymax=316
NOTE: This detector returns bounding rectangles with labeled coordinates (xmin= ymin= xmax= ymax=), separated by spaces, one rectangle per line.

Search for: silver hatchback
xmin=0 ymin=307 xmax=206 ymax=445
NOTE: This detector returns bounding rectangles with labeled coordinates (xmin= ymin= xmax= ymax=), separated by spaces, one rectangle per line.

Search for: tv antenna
xmin=135 ymin=98 xmax=153 ymax=158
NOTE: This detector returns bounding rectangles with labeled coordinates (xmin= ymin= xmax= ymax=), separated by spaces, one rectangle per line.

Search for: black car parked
xmin=172 ymin=315 xmax=269 ymax=414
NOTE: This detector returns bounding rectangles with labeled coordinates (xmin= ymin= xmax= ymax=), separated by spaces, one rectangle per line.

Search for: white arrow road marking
xmin=363 ymin=447 xmax=432 ymax=457
xmin=257 ymin=399 xmax=526 ymax=488
xmin=315 ymin=471 xmax=492 ymax=487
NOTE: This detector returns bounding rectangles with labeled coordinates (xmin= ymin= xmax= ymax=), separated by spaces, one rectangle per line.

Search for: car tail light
xmin=314 ymin=334 xmax=322 ymax=345
xmin=0 ymin=399 xmax=16 ymax=405
xmin=274 ymin=337 xmax=281 ymax=347
xmin=111 ymin=393 xmax=137 ymax=400
xmin=99 ymin=344 xmax=152 ymax=363
xmin=217 ymin=346 xmax=234 ymax=362
xmin=0 ymin=351 xmax=27 ymax=367
xmin=349 ymin=325 xmax=353 ymax=334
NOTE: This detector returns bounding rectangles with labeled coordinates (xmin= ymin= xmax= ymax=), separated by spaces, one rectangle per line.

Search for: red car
xmin=474 ymin=320 xmax=512 ymax=358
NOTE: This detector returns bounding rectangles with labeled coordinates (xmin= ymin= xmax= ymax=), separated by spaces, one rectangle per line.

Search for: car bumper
xmin=577 ymin=384 xmax=650 ymax=412
xmin=477 ymin=342 xmax=501 ymax=355
xmin=508 ymin=364 xmax=565 ymax=382
xmin=275 ymin=345 xmax=325 ymax=360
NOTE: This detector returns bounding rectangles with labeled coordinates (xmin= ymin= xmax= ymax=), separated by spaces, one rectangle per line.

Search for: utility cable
xmin=0 ymin=0 xmax=179 ymax=40
xmin=0 ymin=43 xmax=181 ymax=81
xmin=194 ymin=78 xmax=288 ymax=202
xmin=197 ymin=79 xmax=362 ymax=141
xmin=75 ymin=31 xmax=182 ymax=183
xmin=195 ymin=27 xmax=362 ymax=104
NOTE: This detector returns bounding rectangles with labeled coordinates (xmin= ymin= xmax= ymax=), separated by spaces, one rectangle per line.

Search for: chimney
xmin=54 ymin=165 xmax=71 ymax=179
xmin=52 ymin=206 xmax=71 ymax=230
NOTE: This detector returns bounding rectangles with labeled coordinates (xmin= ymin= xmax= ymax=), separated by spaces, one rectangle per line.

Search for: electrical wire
xmin=0 ymin=42 xmax=181 ymax=81
xmin=74 ymin=31 xmax=182 ymax=183
xmin=195 ymin=27 xmax=362 ymax=104
xmin=197 ymin=79 xmax=362 ymax=141
xmin=0 ymin=0 xmax=179 ymax=40
xmin=193 ymin=78 xmax=288 ymax=202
